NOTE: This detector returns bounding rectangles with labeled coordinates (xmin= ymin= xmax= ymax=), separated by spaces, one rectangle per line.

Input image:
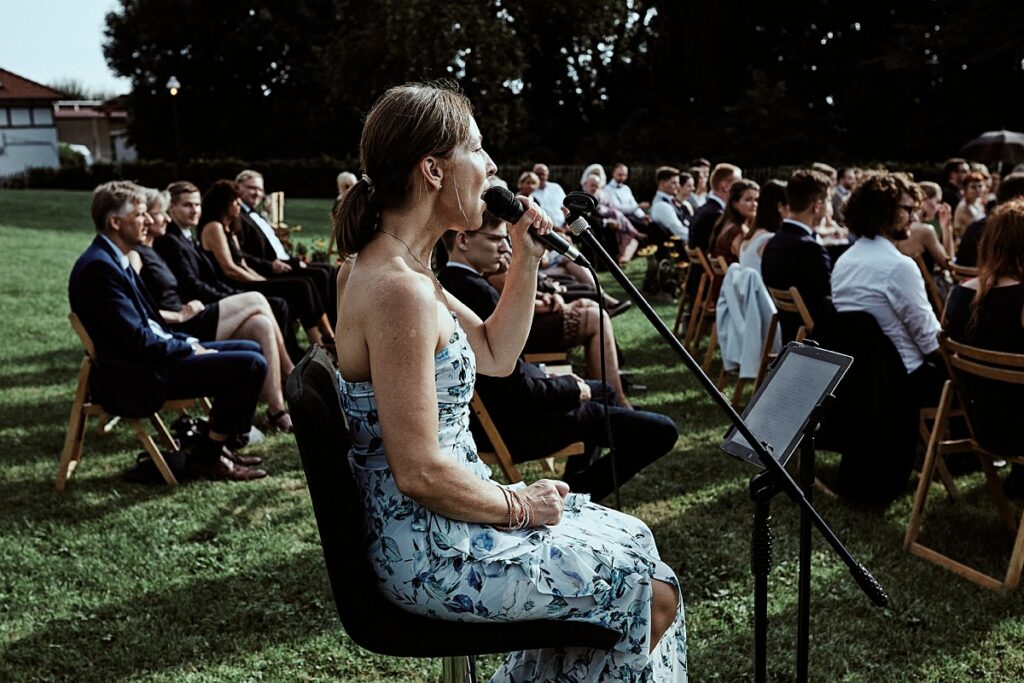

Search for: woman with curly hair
xmin=831 ymin=172 xmax=943 ymax=404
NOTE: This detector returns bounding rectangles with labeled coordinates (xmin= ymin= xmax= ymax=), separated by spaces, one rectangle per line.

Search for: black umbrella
xmin=961 ymin=129 xmax=1024 ymax=165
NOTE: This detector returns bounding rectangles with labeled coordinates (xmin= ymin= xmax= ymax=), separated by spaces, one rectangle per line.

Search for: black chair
xmin=285 ymin=346 xmax=619 ymax=681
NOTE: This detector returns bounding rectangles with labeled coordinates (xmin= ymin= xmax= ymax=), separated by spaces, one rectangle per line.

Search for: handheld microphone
xmin=482 ymin=186 xmax=592 ymax=268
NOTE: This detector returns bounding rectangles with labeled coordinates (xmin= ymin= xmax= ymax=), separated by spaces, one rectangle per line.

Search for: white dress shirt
xmin=604 ymin=180 xmax=645 ymax=219
xmin=530 ymin=181 xmax=567 ymax=228
xmin=648 ymin=191 xmax=688 ymax=239
xmin=831 ymin=235 xmax=940 ymax=373
xmin=242 ymin=203 xmax=291 ymax=260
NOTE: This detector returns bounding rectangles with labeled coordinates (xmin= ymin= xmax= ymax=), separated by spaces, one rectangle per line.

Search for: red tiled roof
xmin=0 ymin=67 xmax=65 ymax=101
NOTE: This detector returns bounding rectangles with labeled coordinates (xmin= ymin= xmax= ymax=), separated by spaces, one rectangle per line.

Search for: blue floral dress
xmin=339 ymin=316 xmax=687 ymax=681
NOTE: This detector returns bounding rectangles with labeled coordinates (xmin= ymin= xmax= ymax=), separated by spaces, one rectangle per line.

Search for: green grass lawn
xmin=1 ymin=189 xmax=1022 ymax=682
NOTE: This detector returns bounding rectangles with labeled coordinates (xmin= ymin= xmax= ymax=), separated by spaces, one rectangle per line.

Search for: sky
xmin=0 ymin=0 xmax=131 ymax=96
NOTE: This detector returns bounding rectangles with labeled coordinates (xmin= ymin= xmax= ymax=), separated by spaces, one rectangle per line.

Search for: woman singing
xmin=332 ymin=82 xmax=687 ymax=681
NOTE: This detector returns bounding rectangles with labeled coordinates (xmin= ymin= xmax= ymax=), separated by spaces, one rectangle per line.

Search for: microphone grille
xmin=566 ymin=215 xmax=589 ymax=236
xmin=482 ymin=186 xmax=521 ymax=222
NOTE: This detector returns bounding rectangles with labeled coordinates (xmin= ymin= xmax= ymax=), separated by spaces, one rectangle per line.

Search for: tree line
xmin=104 ymin=0 xmax=1024 ymax=166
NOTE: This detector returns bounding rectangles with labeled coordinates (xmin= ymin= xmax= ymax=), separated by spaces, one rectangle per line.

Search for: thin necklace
xmin=377 ymin=230 xmax=433 ymax=273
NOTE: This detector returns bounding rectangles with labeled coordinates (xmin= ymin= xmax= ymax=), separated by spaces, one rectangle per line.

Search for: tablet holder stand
xmin=562 ymin=193 xmax=889 ymax=683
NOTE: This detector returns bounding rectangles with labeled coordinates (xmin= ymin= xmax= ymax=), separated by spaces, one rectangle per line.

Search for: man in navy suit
xmin=438 ymin=213 xmax=678 ymax=502
xmin=685 ymin=163 xmax=741 ymax=299
xmin=760 ymin=169 xmax=837 ymax=342
xmin=69 ymin=181 xmax=269 ymax=481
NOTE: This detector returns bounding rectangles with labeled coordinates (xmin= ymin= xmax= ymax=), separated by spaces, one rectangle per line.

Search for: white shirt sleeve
xmin=886 ymin=260 xmax=941 ymax=356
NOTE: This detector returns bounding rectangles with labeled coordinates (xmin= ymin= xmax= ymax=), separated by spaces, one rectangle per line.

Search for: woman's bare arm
xmin=368 ymin=273 xmax=566 ymax=524
xmin=201 ymin=222 xmax=263 ymax=282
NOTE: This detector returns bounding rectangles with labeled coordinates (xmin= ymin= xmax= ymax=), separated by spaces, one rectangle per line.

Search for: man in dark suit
xmin=685 ymin=162 xmax=741 ymax=299
xmin=941 ymin=157 xmax=970 ymax=210
xmin=234 ymin=170 xmax=338 ymax=325
xmin=69 ymin=181 xmax=269 ymax=481
xmin=760 ymin=169 xmax=837 ymax=342
xmin=438 ymin=213 xmax=678 ymax=501
xmin=157 ymin=180 xmax=303 ymax=361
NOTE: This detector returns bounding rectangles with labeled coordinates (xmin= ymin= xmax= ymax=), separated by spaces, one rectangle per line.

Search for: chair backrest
xmin=469 ymin=392 xmax=524 ymax=484
xmin=709 ymin=254 xmax=729 ymax=277
xmin=685 ymin=246 xmax=714 ymax=278
xmin=911 ymin=253 xmax=945 ymax=316
xmin=266 ymin=191 xmax=285 ymax=225
xmin=68 ymin=312 xmax=97 ymax=360
xmin=767 ymin=286 xmax=815 ymax=341
xmin=285 ymin=346 xmax=417 ymax=653
xmin=940 ymin=333 xmax=1024 ymax=457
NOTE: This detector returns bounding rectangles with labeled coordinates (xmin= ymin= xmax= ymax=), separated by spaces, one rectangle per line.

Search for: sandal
xmin=266 ymin=409 xmax=293 ymax=433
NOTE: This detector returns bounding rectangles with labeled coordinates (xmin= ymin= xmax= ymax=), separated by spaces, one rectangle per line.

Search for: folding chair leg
xmin=934 ymin=457 xmax=959 ymax=498
xmin=129 ymin=419 xmax=178 ymax=486
xmin=979 ymin=455 xmax=1017 ymax=533
xmin=150 ymin=413 xmax=179 ymax=451
xmin=1005 ymin=515 xmax=1024 ymax=590
xmin=56 ymin=359 xmax=91 ymax=492
xmin=905 ymin=381 xmax=953 ymax=549
xmin=702 ymin=323 xmax=718 ymax=373
xmin=441 ymin=655 xmax=470 ymax=683
xmin=731 ymin=378 xmax=748 ymax=408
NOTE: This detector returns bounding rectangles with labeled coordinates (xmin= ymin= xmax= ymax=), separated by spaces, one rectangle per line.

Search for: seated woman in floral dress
xmin=331 ymin=82 xmax=687 ymax=681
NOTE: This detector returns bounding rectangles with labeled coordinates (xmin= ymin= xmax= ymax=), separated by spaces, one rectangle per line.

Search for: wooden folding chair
xmin=469 ymin=391 xmax=587 ymax=484
xmin=265 ymin=191 xmax=302 ymax=250
xmin=904 ymin=335 xmax=1024 ymax=591
xmin=754 ymin=287 xmax=816 ymax=389
xmin=701 ymin=255 xmax=730 ymax=373
xmin=682 ymin=247 xmax=716 ymax=353
xmin=523 ymin=351 xmax=569 ymax=365
xmin=56 ymin=313 xmax=210 ymax=492
xmin=912 ymin=254 xmax=946 ymax=318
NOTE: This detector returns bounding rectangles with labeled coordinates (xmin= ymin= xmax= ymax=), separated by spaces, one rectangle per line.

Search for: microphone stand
xmin=564 ymin=211 xmax=890 ymax=671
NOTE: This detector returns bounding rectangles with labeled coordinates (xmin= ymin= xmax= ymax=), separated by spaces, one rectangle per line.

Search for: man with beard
xmin=831 ymin=172 xmax=942 ymax=402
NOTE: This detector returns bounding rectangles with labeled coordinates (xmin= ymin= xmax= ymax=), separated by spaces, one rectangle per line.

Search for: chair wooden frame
xmin=754 ymin=287 xmax=815 ymax=390
xmin=701 ymin=255 xmax=730 ymax=373
xmin=523 ymin=351 xmax=569 ymax=365
xmin=912 ymin=253 xmax=946 ymax=318
xmin=470 ymin=391 xmax=586 ymax=484
xmin=904 ymin=336 xmax=1024 ymax=591
xmin=265 ymin=191 xmax=302 ymax=249
xmin=681 ymin=247 xmax=716 ymax=354
xmin=57 ymin=313 xmax=209 ymax=492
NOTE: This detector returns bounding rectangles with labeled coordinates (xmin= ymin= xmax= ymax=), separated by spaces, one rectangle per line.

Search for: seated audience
xmin=235 ymin=170 xmax=338 ymax=326
xmin=686 ymin=162 xmax=741 ymax=298
xmin=955 ymin=172 xmax=1024 ymax=267
xmin=761 ymin=169 xmax=837 ymax=341
xmin=529 ymin=163 xmax=566 ymax=228
xmin=132 ymin=187 xmax=294 ymax=432
xmin=953 ymin=171 xmax=987 ymax=235
xmin=517 ymin=170 xmax=540 ymax=196
xmin=450 ymin=212 xmax=635 ymax=407
xmin=832 ymin=166 xmax=856 ymax=224
xmin=917 ymin=181 xmax=954 ymax=256
xmin=648 ymin=166 xmax=690 ymax=241
xmin=687 ymin=162 xmax=710 ymax=211
xmin=582 ymin=172 xmax=642 ymax=264
xmin=895 ymin=186 xmax=951 ymax=273
xmin=198 ymin=180 xmax=335 ymax=348
xmin=709 ymin=179 xmax=760 ymax=265
xmin=336 ymin=171 xmax=357 ymax=200
xmin=673 ymin=171 xmax=697 ymax=224
xmin=154 ymin=181 xmax=301 ymax=361
xmin=604 ymin=163 xmax=651 ymax=230
xmin=579 ymin=162 xmax=607 ymax=188
xmin=942 ymin=157 xmax=970 ymax=210
xmin=832 ymin=172 xmax=943 ymax=407
xmin=738 ymin=178 xmax=787 ymax=272
xmin=944 ymin=199 xmax=1024 ymax=495
xmin=438 ymin=213 xmax=678 ymax=498
xmin=69 ymin=181 xmax=268 ymax=481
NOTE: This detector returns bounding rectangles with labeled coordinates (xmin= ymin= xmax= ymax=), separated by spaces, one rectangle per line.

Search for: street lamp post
xmin=166 ymin=75 xmax=182 ymax=171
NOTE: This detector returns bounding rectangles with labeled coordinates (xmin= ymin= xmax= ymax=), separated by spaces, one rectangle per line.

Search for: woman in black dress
xmin=944 ymin=199 xmax=1024 ymax=495
xmin=198 ymin=180 xmax=334 ymax=348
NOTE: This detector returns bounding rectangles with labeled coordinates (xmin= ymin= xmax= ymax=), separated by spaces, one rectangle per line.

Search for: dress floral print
xmin=338 ymin=315 xmax=687 ymax=681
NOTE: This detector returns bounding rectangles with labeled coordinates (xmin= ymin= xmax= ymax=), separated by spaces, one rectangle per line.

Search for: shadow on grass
xmin=0 ymin=547 xmax=341 ymax=681
xmin=0 ymin=348 xmax=81 ymax=391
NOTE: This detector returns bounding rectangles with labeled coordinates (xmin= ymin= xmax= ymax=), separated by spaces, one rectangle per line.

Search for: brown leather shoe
xmin=189 ymin=455 xmax=267 ymax=481
xmin=222 ymin=445 xmax=263 ymax=467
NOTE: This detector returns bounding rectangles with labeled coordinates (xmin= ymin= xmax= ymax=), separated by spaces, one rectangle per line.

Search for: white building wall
xmin=0 ymin=127 xmax=60 ymax=177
